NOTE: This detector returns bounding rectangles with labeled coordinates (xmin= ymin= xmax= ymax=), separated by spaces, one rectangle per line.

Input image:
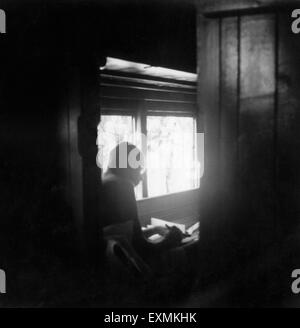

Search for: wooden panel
xmin=101 ymin=97 xmax=197 ymax=114
xmin=197 ymin=15 xmax=221 ymax=246
xmin=68 ymin=67 xmax=84 ymax=242
xmin=78 ymin=59 xmax=103 ymax=262
xmin=197 ymin=16 xmax=220 ymax=187
xmin=277 ymin=12 xmax=300 ymax=235
xmin=101 ymin=73 xmax=196 ymax=91
xmin=100 ymin=85 xmax=196 ymax=103
xmin=101 ymin=97 xmax=143 ymax=113
xmin=198 ymin=0 xmax=298 ymax=15
xmin=220 ymin=16 xmax=239 ymax=193
xmin=145 ymin=99 xmax=197 ymax=113
xmin=239 ymin=14 xmax=276 ymax=244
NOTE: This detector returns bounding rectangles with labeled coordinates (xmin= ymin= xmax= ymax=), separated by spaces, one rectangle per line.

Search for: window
xmin=97 ymin=114 xmax=143 ymax=199
xmin=97 ymin=115 xmax=135 ymax=172
xmin=147 ymin=116 xmax=200 ymax=197
xmin=98 ymin=114 xmax=200 ymax=200
xmin=98 ymin=58 xmax=202 ymax=200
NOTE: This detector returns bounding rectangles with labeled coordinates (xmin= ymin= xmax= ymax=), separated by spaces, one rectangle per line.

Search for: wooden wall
xmin=197 ymin=5 xmax=300 ymax=271
xmin=199 ymin=0 xmax=300 ymax=14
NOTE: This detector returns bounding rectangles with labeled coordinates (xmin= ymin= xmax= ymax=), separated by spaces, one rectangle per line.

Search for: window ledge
xmin=137 ymin=187 xmax=200 ymax=204
xmin=137 ymin=188 xmax=200 ymax=226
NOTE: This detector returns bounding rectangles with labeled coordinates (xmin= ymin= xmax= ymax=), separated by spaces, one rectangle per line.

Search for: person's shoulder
xmin=102 ymin=171 xmax=118 ymax=185
xmin=102 ymin=172 xmax=132 ymax=193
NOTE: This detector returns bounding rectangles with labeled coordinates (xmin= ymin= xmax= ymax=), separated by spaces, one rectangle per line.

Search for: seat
xmin=105 ymin=237 xmax=153 ymax=280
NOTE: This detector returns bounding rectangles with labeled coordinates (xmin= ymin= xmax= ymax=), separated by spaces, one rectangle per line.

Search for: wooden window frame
xmin=99 ymin=70 xmax=201 ymax=222
xmin=100 ymin=108 xmax=199 ymax=200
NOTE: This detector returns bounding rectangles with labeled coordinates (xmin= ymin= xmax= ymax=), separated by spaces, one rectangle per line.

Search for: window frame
xmin=99 ymin=69 xmax=201 ymax=202
xmin=100 ymin=109 xmax=200 ymax=200
xmin=140 ymin=110 xmax=199 ymax=199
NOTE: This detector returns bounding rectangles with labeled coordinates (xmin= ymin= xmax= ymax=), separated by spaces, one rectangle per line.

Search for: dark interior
xmin=1 ymin=0 xmax=300 ymax=307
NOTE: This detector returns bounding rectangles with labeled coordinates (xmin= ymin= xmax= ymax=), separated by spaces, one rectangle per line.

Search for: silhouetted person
xmin=102 ymin=143 xmax=183 ymax=258
xmin=102 ymin=142 xmax=198 ymax=299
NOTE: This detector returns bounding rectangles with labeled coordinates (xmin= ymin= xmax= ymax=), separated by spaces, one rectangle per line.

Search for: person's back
xmin=102 ymin=169 xmax=138 ymax=243
xmin=101 ymin=142 xmax=183 ymax=254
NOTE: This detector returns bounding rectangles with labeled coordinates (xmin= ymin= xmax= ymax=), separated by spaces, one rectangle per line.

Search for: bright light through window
xmin=97 ymin=114 xmax=201 ymax=200
xmin=147 ymin=116 xmax=200 ymax=197
xmin=97 ymin=115 xmax=135 ymax=171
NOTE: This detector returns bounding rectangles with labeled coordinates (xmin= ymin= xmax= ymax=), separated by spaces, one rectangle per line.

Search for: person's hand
xmin=164 ymin=226 xmax=183 ymax=247
xmin=153 ymin=226 xmax=169 ymax=237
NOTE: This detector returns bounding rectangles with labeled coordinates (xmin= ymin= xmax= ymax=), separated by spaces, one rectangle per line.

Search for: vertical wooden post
xmin=277 ymin=12 xmax=300 ymax=236
xmin=136 ymin=103 xmax=148 ymax=198
xmin=239 ymin=13 xmax=276 ymax=248
xmin=197 ymin=14 xmax=221 ymax=246
xmin=220 ymin=16 xmax=239 ymax=197
xmin=78 ymin=56 xmax=103 ymax=265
